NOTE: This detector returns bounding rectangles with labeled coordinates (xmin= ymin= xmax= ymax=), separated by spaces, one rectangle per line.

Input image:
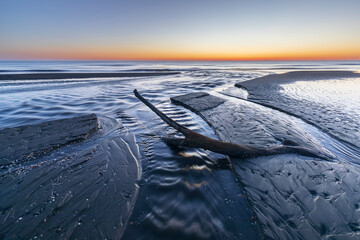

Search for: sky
xmin=1 ymin=0 xmax=360 ymax=61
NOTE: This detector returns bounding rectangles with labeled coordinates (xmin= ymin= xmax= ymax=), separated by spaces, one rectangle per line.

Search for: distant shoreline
xmin=0 ymin=71 xmax=179 ymax=80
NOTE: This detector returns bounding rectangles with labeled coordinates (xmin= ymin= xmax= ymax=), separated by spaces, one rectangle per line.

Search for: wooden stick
xmin=134 ymin=89 xmax=191 ymax=135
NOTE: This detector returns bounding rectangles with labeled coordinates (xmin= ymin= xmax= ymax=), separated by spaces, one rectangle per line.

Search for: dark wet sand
xmin=0 ymin=72 xmax=179 ymax=80
xmin=170 ymin=92 xmax=332 ymax=160
xmin=170 ymin=91 xmax=360 ymax=239
xmin=0 ymin=114 xmax=98 ymax=165
xmin=0 ymin=116 xmax=141 ymax=239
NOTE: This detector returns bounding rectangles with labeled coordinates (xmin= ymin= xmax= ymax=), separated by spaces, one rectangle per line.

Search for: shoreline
xmin=0 ymin=71 xmax=179 ymax=80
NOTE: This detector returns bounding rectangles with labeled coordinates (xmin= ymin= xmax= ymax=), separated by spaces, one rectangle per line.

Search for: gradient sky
xmin=1 ymin=0 xmax=360 ymax=61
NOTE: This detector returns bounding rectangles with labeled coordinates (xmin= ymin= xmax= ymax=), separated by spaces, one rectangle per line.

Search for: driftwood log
xmin=134 ymin=89 xmax=331 ymax=160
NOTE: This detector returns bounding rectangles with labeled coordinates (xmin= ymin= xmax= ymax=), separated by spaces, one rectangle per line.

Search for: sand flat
xmin=0 ymin=117 xmax=141 ymax=239
xmin=235 ymin=71 xmax=360 ymax=148
xmin=0 ymin=114 xmax=98 ymax=165
xmin=170 ymin=91 xmax=360 ymax=239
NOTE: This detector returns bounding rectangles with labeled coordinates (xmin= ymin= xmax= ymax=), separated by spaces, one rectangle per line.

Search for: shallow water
xmin=1 ymin=61 xmax=360 ymax=239
xmin=280 ymin=78 xmax=360 ymax=149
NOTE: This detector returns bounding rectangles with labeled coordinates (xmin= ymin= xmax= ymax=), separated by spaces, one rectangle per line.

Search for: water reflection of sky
xmin=280 ymin=78 xmax=360 ymax=115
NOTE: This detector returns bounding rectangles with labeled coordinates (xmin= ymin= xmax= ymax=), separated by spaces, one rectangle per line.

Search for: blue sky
xmin=1 ymin=0 xmax=360 ymax=60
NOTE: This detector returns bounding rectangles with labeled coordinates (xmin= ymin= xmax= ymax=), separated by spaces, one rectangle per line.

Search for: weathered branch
xmin=134 ymin=89 xmax=191 ymax=135
xmin=133 ymin=89 xmax=331 ymax=160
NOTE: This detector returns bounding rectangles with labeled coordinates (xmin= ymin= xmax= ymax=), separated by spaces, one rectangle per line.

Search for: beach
xmin=1 ymin=61 xmax=360 ymax=239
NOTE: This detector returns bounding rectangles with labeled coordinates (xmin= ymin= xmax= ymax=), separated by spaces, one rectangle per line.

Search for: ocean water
xmin=0 ymin=61 xmax=360 ymax=239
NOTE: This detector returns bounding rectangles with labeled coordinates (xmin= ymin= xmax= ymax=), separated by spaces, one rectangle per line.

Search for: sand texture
xmin=235 ymin=71 xmax=360 ymax=148
xmin=0 ymin=117 xmax=141 ymax=239
xmin=0 ymin=114 xmax=98 ymax=165
xmin=171 ymin=91 xmax=360 ymax=239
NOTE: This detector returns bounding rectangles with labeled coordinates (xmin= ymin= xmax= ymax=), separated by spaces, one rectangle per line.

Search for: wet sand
xmin=0 ymin=114 xmax=98 ymax=165
xmin=170 ymin=90 xmax=360 ymax=239
xmin=235 ymin=71 xmax=360 ymax=148
xmin=0 ymin=116 xmax=141 ymax=239
xmin=1 ymin=63 xmax=360 ymax=239
xmin=170 ymin=92 xmax=332 ymax=159
xmin=0 ymin=72 xmax=179 ymax=80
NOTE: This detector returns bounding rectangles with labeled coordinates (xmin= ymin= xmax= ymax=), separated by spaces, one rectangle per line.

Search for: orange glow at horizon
xmin=4 ymin=45 xmax=360 ymax=61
